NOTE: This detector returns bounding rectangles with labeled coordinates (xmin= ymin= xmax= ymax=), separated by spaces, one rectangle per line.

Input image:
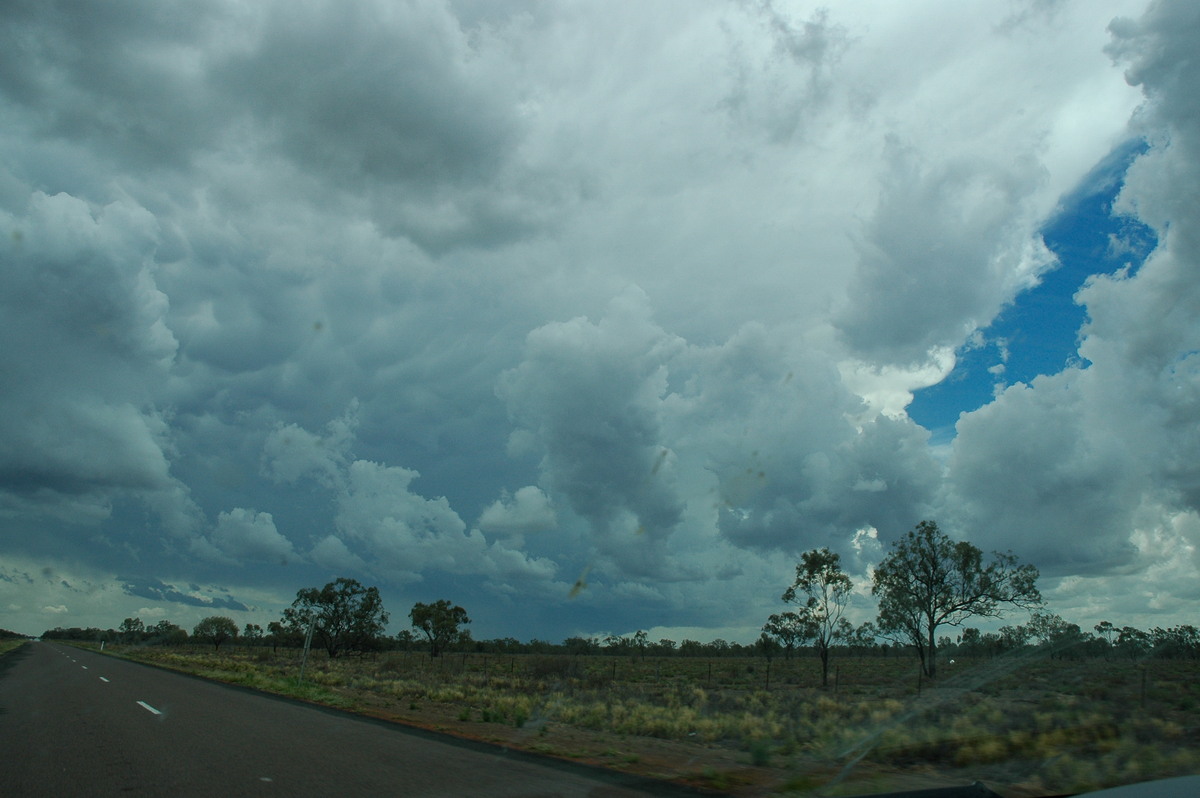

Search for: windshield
xmin=2 ymin=1 xmax=1197 ymax=796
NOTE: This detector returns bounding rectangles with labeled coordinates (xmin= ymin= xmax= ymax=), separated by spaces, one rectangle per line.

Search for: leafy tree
xmin=1095 ymin=620 xmax=1117 ymax=647
xmin=282 ymin=577 xmax=390 ymax=659
xmin=848 ymin=621 xmax=880 ymax=655
xmin=782 ymin=547 xmax=853 ymax=686
xmin=1150 ymin=625 xmax=1200 ymax=659
xmin=1115 ymin=626 xmax=1150 ymax=659
xmin=193 ymin=616 xmax=239 ymax=651
xmin=706 ymin=638 xmax=731 ymax=656
xmin=486 ymin=636 xmax=523 ymax=654
xmin=872 ymin=520 xmax=1041 ymax=678
xmin=602 ymin=634 xmax=629 ymax=655
xmin=265 ymin=620 xmax=301 ymax=653
xmin=409 ymin=599 xmax=470 ymax=658
xmin=762 ymin=611 xmax=807 ymax=659
xmin=1027 ymin=611 xmax=1090 ymax=658
xmin=998 ymin=623 xmax=1031 ymax=651
xmin=632 ymin=629 xmax=649 ymax=659
xmin=756 ymin=632 xmax=781 ymax=659
xmin=42 ymin=626 xmax=113 ymax=642
xmin=119 ymin=617 xmax=145 ymax=644
xmin=563 ymin=636 xmax=598 ymax=656
xmin=242 ymin=623 xmax=264 ymax=645
xmin=147 ymin=620 xmax=187 ymax=646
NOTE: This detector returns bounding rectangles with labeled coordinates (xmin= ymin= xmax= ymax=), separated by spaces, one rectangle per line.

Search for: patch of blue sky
xmin=907 ymin=140 xmax=1158 ymax=441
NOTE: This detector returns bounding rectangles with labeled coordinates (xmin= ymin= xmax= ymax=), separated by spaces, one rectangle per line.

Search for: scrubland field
xmin=70 ymin=644 xmax=1200 ymax=796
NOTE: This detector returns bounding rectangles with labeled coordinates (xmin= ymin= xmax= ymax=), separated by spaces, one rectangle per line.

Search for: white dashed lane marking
xmin=137 ymin=701 xmax=163 ymax=716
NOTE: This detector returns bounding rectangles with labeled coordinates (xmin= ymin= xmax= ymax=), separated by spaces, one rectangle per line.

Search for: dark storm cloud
xmin=0 ymin=0 xmax=227 ymax=171
xmin=498 ymin=289 xmax=687 ymax=576
xmin=260 ymin=411 xmax=556 ymax=587
xmin=717 ymin=414 xmax=940 ymax=555
xmin=0 ymin=192 xmax=185 ymax=527
xmin=0 ymin=0 xmax=540 ymax=253
xmin=500 ymin=292 xmax=942 ymax=583
xmin=670 ymin=323 xmax=941 ymax=557
xmin=120 ymin=576 xmax=251 ymax=612
xmin=213 ymin=2 xmax=518 ymax=189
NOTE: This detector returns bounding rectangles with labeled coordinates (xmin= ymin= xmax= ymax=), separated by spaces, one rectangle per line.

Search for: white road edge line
xmin=136 ymin=701 xmax=163 ymax=715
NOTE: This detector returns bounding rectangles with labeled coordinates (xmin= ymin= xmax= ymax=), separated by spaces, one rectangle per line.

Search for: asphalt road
xmin=0 ymin=642 xmax=707 ymax=797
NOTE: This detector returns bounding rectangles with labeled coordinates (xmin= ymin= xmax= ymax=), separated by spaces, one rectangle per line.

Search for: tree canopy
xmin=281 ymin=577 xmax=389 ymax=658
xmin=193 ymin=616 xmax=238 ymax=651
xmin=872 ymin=520 xmax=1041 ymax=678
xmin=762 ymin=611 xmax=806 ymax=659
xmin=410 ymin=599 xmax=470 ymax=658
xmin=782 ymin=547 xmax=853 ymax=686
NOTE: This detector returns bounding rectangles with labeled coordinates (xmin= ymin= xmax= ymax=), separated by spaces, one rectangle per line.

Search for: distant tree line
xmin=941 ymin=615 xmax=1200 ymax=661
xmin=40 ymin=616 xmax=1200 ymax=663
xmin=33 ymin=526 xmax=1199 ymax=668
xmin=38 ymin=578 xmax=471 ymax=660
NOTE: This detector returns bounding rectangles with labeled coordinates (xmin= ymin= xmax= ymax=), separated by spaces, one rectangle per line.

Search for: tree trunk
xmin=819 ymin=645 xmax=830 ymax=688
xmin=926 ymin=623 xmax=937 ymax=679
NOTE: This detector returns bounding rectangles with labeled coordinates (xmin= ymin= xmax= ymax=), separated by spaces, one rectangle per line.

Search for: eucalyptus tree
xmin=282 ymin=577 xmax=390 ymax=659
xmin=409 ymin=599 xmax=470 ymax=658
xmin=762 ymin=611 xmax=807 ymax=660
xmin=193 ymin=616 xmax=239 ymax=652
xmin=782 ymin=547 xmax=853 ymax=687
xmin=872 ymin=520 xmax=1041 ymax=678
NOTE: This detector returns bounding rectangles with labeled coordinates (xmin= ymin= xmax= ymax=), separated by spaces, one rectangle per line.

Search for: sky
xmin=2 ymin=0 xmax=1198 ymax=644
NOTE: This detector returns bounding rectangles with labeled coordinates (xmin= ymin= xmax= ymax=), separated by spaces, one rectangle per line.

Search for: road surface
xmin=0 ymin=641 xmax=710 ymax=796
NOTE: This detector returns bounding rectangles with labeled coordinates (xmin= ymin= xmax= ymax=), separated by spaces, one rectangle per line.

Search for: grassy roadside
xmin=76 ymin=641 xmax=359 ymax=707
xmin=0 ymin=638 xmax=28 ymax=656
xmin=72 ymin=644 xmax=1200 ymax=796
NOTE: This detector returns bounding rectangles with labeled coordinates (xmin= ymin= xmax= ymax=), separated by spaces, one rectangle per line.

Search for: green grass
xmin=0 ymin=638 xmax=29 ymax=656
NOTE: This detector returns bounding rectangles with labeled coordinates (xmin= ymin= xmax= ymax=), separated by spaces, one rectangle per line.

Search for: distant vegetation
xmin=32 ymin=522 xmax=1200 ymax=667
